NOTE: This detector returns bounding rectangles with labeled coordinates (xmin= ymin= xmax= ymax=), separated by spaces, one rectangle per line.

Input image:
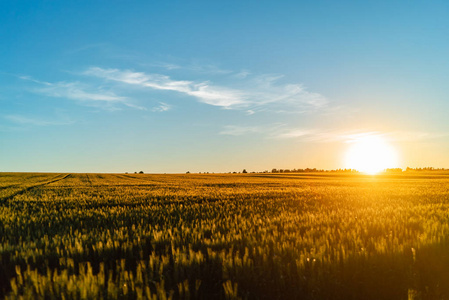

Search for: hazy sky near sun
xmin=1 ymin=0 xmax=449 ymax=172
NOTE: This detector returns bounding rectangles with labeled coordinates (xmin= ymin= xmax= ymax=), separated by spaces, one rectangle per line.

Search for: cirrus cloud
xmin=83 ymin=66 xmax=328 ymax=112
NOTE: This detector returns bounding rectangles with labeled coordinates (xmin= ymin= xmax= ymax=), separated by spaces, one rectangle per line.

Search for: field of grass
xmin=1 ymin=172 xmax=449 ymax=299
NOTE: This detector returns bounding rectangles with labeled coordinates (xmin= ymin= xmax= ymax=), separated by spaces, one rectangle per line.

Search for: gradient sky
xmin=1 ymin=0 xmax=448 ymax=173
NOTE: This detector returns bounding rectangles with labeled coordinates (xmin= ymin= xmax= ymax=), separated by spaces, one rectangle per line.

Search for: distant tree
xmin=242 ymin=169 xmax=248 ymax=173
xmin=139 ymin=171 xmax=144 ymax=174
xmin=386 ymin=168 xmax=402 ymax=173
xmin=186 ymin=171 xmax=190 ymax=174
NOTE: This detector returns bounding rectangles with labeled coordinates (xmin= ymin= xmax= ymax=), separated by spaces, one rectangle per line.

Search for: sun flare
xmin=345 ymin=135 xmax=399 ymax=174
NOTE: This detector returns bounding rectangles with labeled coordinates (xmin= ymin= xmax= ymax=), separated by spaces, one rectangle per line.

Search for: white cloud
xmin=18 ymin=75 xmax=52 ymax=86
xmin=19 ymin=76 xmax=145 ymax=111
xmin=246 ymin=75 xmax=328 ymax=112
xmin=38 ymin=82 xmax=125 ymax=102
xmin=147 ymin=61 xmax=231 ymax=74
xmin=84 ymin=67 xmax=329 ymax=113
xmin=220 ymin=125 xmax=444 ymax=144
xmin=275 ymin=128 xmax=389 ymax=143
xmin=123 ymin=102 xmax=147 ymax=111
xmin=220 ymin=123 xmax=287 ymax=137
xmin=84 ymin=67 xmax=247 ymax=108
xmin=148 ymin=62 xmax=181 ymax=70
xmin=17 ymin=64 xmax=330 ymax=116
xmin=384 ymin=131 xmax=449 ymax=142
xmin=187 ymin=63 xmax=233 ymax=75
xmin=4 ymin=114 xmax=73 ymax=126
xmin=277 ymin=129 xmax=315 ymax=139
xmin=64 ymin=43 xmax=108 ymax=55
xmin=276 ymin=128 xmax=449 ymax=144
xmin=152 ymin=102 xmax=172 ymax=112
xmin=219 ymin=125 xmax=263 ymax=136
xmin=234 ymin=70 xmax=251 ymax=79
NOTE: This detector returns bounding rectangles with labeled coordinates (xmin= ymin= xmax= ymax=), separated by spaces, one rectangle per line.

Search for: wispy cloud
xmin=219 ymin=125 xmax=317 ymax=139
xmin=384 ymin=131 xmax=449 ymax=142
xmin=219 ymin=123 xmax=287 ymax=137
xmin=152 ymin=62 xmax=181 ymax=70
xmin=221 ymin=125 xmax=449 ymax=145
xmin=150 ymin=60 xmax=232 ymax=74
xmin=276 ymin=128 xmax=449 ymax=143
xmin=64 ymin=43 xmax=108 ymax=55
xmin=16 ymin=64 xmax=330 ymax=115
xmin=38 ymin=82 xmax=125 ymax=102
xmin=246 ymin=74 xmax=328 ymax=112
xmin=36 ymin=81 xmax=128 ymax=111
xmin=18 ymin=75 xmax=52 ymax=86
xmin=276 ymin=129 xmax=316 ymax=139
xmin=276 ymin=129 xmax=392 ymax=143
xmin=19 ymin=76 xmax=144 ymax=111
xmin=186 ymin=63 xmax=233 ymax=75
xmin=84 ymin=67 xmax=328 ymax=113
xmin=152 ymin=102 xmax=172 ymax=112
xmin=219 ymin=125 xmax=264 ymax=136
xmin=234 ymin=70 xmax=251 ymax=79
xmin=84 ymin=67 xmax=246 ymax=108
xmin=4 ymin=114 xmax=73 ymax=126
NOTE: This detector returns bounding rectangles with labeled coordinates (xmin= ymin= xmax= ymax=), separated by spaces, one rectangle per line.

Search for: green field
xmin=1 ymin=172 xmax=449 ymax=299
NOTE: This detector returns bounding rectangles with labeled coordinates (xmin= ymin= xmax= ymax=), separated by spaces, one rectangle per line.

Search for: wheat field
xmin=1 ymin=172 xmax=449 ymax=299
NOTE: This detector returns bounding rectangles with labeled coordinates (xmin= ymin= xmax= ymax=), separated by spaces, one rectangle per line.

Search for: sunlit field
xmin=1 ymin=172 xmax=449 ymax=299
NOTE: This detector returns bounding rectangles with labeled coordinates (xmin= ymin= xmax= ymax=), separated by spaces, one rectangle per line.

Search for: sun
xmin=344 ymin=134 xmax=399 ymax=174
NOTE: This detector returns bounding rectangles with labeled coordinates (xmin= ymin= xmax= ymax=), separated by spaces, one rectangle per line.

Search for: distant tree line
xmin=269 ymin=168 xmax=358 ymax=173
xmin=385 ymin=168 xmax=403 ymax=173
xmin=222 ymin=168 xmax=359 ymax=174
xmin=405 ymin=167 xmax=447 ymax=172
xmin=183 ymin=167 xmax=448 ymax=175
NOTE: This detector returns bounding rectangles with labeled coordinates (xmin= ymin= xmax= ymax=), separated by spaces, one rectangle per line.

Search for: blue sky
xmin=1 ymin=0 xmax=448 ymax=172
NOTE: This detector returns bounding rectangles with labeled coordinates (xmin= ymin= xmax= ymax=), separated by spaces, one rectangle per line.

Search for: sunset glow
xmin=345 ymin=135 xmax=399 ymax=174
